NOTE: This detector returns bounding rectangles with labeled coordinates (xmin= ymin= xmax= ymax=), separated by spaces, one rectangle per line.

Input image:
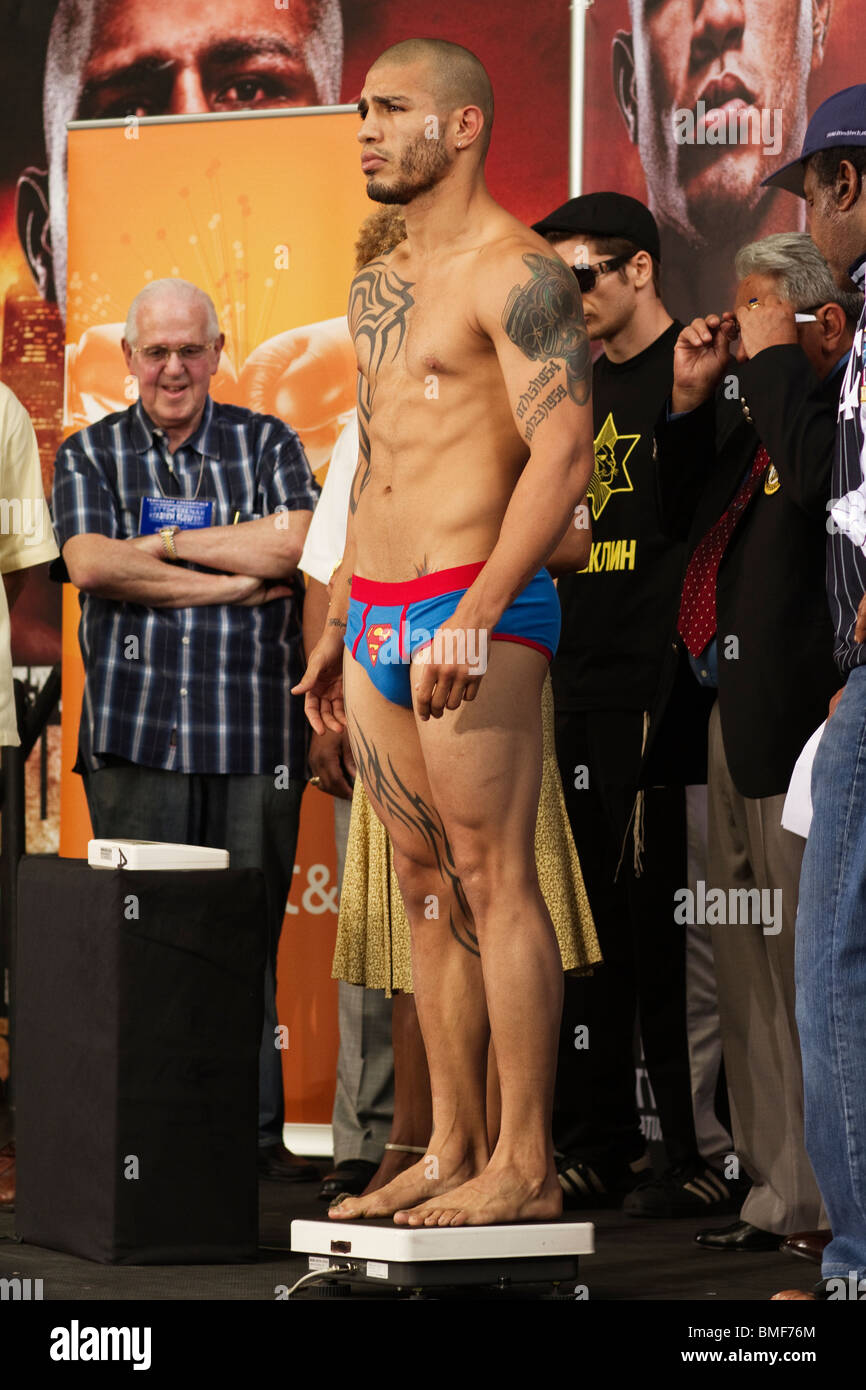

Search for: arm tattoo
xmin=348 ymin=714 xmax=480 ymax=957
xmin=502 ymin=252 xmax=592 ymax=412
xmin=327 ymin=616 xmax=347 ymax=631
xmin=348 ymin=262 xmax=415 ymax=516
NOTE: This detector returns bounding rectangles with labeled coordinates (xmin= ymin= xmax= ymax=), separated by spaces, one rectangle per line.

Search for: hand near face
xmin=671 ymin=313 xmax=738 ymax=412
xmin=734 ymin=293 xmax=798 ymax=360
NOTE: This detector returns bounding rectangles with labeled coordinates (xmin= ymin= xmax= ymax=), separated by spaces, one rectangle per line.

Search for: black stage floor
xmin=0 ymin=1168 xmax=810 ymax=1302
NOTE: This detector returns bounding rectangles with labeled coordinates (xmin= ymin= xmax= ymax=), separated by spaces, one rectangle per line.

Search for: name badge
xmin=139 ymin=497 xmax=214 ymax=534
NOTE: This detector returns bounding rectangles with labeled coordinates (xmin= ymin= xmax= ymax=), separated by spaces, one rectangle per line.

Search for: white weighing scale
xmin=88 ymin=839 xmax=230 ymax=870
xmin=290 ymin=1219 xmax=594 ymax=1295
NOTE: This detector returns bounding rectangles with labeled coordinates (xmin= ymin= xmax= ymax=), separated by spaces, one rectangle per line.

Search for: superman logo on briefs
xmin=366 ymin=623 xmax=393 ymax=666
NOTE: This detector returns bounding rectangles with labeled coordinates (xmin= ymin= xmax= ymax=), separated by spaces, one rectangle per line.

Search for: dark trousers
xmin=553 ymin=709 xmax=698 ymax=1168
xmin=82 ymin=762 xmax=303 ymax=1148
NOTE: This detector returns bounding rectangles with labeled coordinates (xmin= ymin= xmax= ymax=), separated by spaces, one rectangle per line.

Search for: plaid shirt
xmin=51 ymin=397 xmax=319 ymax=777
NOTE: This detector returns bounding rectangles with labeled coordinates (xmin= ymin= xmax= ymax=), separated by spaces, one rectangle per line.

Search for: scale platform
xmin=290 ymin=1219 xmax=594 ymax=1292
xmin=88 ymin=838 xmax=230 ymax=870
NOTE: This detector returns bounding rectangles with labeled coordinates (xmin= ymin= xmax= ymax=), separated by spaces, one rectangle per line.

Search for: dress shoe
xmin=695 ymin=1219 xmax=781 ymax=1252
xmin=781 ymin=1230 xmax=833 ymax=1265
xmin=257 ymin=1145 xmax=320 ymax=1183
xmin=318 ymin=1158 xmax=378 ymax=1202
xmin=0 ymin=1141 xmax=15 ymax=1211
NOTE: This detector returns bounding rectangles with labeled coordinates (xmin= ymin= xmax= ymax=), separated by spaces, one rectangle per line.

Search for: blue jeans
xmin=796 ymin=665 xmax=866 ymax=1280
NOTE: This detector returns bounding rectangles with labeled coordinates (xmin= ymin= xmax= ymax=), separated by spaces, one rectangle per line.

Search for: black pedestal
xmin=15 ymin=857 xmax=266 ymax=1264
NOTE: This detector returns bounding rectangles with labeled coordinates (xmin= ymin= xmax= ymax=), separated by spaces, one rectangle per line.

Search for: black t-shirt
xmin=552 ymin=321 xmax=686 ymax=713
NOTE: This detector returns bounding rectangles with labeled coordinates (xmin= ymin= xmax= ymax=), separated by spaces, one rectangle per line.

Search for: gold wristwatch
xmin=159 ymin=525 xmax=180 ymax=561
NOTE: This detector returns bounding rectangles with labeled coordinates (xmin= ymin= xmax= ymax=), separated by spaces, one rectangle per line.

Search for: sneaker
xmin=623 ymin=1161 xmax=740 ymax=1218
xmin=557 ymin=1152 xmax=652 ymax=1210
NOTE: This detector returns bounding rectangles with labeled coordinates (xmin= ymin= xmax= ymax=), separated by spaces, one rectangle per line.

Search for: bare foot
xmin=363 ymin=1146 xmax=423 ymax=1196
xmin=393 ymin=1162 xmax=562 ymax=1227
xmin=771 ymin=1290 xmax=815 ymax=1300
xmin=328 ymin=1148 xmax=482 ymax=1220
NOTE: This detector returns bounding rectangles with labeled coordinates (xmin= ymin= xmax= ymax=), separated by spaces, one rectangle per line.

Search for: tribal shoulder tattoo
xmin=348 ymin=260 xmax=416 ymax=515
xmin=502 ymin=253 xmax=592 ymax=430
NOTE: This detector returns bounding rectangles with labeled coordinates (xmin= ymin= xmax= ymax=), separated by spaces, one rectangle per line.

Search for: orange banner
xmin=63 ymin=108 xmax=371 ymax=1129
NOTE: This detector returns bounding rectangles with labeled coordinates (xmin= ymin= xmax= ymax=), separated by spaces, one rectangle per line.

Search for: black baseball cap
xmin=532 ymin=191 xmax=661 ymax=261
xmin=762 ymin=84 xmax=866 ymax=197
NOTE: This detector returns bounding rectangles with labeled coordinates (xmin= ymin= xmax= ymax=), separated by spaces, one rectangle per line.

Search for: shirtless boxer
xmin=294 ymin=37 xmax=595 ymax=1226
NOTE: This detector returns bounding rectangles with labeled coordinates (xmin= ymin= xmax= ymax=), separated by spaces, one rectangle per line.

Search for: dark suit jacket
xmin=643 ymin=343 xmax=842 ymax=799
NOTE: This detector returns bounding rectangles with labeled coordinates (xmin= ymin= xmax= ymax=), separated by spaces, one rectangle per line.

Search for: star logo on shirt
xmin=587 ymin=413 xmax=639 ymax=520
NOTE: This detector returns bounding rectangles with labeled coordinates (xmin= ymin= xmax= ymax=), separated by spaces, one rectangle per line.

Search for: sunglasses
xmin=572 ymin=252 xmax=634 ymax=293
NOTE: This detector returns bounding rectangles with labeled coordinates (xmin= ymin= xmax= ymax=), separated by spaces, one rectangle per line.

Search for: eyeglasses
xmin=572 ymin=253 xmax=634 ymax=293
xmin=132 ymin=343 xmax=218 ymax=364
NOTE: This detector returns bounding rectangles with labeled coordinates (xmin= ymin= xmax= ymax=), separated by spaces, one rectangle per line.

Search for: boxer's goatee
xmin=366 ymin=133 xmax=451 ymax=205
xmin=366 ymin=180 xmax=413 ymax=205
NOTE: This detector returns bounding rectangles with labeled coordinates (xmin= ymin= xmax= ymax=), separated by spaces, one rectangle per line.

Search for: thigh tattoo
xmin=348 ymin=714 xmax=480 ymax=957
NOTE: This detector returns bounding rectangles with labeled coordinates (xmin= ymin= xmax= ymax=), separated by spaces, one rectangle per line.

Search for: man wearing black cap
xmin=761 ymin=84 xmax=866 ymax=1302
xmin=533 ymin=191 xmax=733 ymax=1218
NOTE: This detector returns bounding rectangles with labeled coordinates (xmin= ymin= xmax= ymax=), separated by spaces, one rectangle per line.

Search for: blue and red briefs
xmin=344 ymin=560 xmax=561 ymax=708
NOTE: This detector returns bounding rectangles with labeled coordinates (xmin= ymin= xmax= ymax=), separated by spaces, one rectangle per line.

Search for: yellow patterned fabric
xmin=332 ymin=675 xmax=601 ymax=995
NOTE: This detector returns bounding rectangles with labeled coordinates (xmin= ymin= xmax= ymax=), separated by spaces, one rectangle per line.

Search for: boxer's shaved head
xmin=371 ymin=38 xmax=494 ymax=154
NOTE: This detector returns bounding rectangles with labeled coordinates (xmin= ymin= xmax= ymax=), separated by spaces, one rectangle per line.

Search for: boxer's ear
xmin=16 ymin=167 xmax=57 ymax=303
xmin=612 ymin=31 xmax=638 ymax=145
xmin=811 ymin=0 xmax=831 ymax=69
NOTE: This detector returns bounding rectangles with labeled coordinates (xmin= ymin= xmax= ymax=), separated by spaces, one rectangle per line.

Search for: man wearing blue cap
xmin=763 ymin=84 xmax=866 ymax=1300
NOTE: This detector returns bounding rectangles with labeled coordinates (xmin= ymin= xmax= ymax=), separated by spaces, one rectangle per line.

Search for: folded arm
xmin=61 ymin=533 xmax=276 ymax=607
xmin=170 ymin=510 xmax=312 ymax=578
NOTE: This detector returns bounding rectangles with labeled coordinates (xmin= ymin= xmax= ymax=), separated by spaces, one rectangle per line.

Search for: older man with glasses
xmin=50 ymin=277 xmax=321 ymax=1182
xmin=650 ymin=231 xmax=860 ymax=1254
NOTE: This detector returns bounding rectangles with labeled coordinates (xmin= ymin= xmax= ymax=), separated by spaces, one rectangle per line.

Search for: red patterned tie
xmin=677 ymin=445 xmax=770 ymax=657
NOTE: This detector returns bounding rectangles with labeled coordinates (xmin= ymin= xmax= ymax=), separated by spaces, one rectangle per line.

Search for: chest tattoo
xmin=349 ymin=264 xmax=416 ymax=515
